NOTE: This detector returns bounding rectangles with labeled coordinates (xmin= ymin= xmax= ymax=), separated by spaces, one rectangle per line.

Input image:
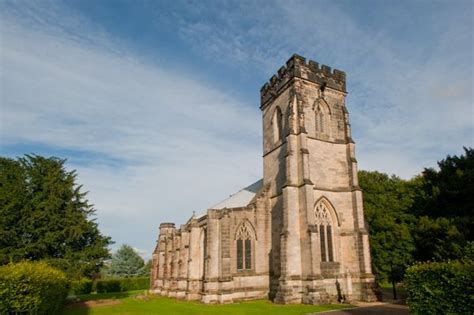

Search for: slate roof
xmin=191 ymin=179 xmax=263 ymax=221
xmin=210 ymin=179 xmax=263 ymax=210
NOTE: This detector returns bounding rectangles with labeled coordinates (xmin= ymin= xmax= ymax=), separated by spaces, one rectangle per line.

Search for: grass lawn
xmin=63 ymin=291 xmax=352 ymax=315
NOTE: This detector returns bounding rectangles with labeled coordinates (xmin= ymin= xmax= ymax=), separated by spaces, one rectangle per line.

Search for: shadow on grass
xmin=77 ymin=290 xmax=143 ymax=301
xmin=63 ymin=290 xmax=144 ymax=315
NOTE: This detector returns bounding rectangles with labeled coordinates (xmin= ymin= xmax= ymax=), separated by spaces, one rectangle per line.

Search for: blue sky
xmin=1 ymin=0 xmax=472 ymax=258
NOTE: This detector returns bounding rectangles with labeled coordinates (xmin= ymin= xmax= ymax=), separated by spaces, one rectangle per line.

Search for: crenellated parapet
xmin=260 ymin=54 xmax=346 ymax=107
xmin=159 ymin=222 xmax=176 ymax=234
xmin=160 ymin=222 xmax=176 ymax=228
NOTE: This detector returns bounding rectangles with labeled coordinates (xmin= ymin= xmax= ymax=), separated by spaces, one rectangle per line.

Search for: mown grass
xmin=72 ymin=290 xmax=144 ymax=301
xmin=63 ymin=291 xmax=352 ymax=315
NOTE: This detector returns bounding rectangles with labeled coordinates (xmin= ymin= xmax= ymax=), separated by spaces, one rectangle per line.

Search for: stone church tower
xmin=150 ymin=54 xmax=377 ymax=304
xmin=261 ymin=54 xmax=375 ymax=303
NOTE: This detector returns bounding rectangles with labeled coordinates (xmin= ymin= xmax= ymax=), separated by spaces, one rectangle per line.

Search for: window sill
xmin=235 ymin=269 xmax=255 ymax=276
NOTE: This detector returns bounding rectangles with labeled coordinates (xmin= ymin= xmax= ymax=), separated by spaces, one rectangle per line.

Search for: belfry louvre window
xmin=315 ymin=199 xmax=335 ymax=262
xmin=236 ymin=223 xmax=253 ymax=270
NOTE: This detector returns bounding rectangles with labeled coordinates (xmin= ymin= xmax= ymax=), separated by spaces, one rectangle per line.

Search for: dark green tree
xmin=0 ymin=155 xmax=112 ymax=278
xmin=104 ymin=244 xmax=147 ymax=278
xmin=0 ymin=157 xmax=28 ymax=262
xmin=412 ymin=147 xmax=474 ymax=261
xmin=359 ymin=170 xmax=416 ymax=297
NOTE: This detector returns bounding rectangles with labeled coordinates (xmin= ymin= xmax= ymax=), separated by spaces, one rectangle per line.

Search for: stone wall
xmin=151 ymin=188 xmax=272 ymax=303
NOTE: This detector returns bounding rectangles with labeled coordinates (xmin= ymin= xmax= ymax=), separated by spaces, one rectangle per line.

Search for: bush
xmin=96 ymin=279 xmax=122 ymax=293
xmin=70 ymin=278 xmax=93 ymax=295
xmin=405 ymin=260 xmax=474 ymax=314
xmin=95 ymin=276 xmax=150 ymax=293
xmin=120 ymin=277 xmax=150 ymax=291
xmin=0 ymin=261 xmax=69 ymax=314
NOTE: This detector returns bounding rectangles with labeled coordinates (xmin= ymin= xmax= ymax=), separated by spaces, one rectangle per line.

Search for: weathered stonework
xmin=150 ymin=54 xmax=378 ymax=304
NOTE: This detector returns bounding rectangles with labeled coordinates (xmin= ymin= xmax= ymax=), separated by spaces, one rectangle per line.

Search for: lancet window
xmin=315 ymin=199 xmax=335 ymax=262
xmin=272 ymin=106 xmax=283 ymax=143
xmin=315 ymin=102 xmax=330 ymax=136
xmin=236 ymin=222 xmax=254 ymax=270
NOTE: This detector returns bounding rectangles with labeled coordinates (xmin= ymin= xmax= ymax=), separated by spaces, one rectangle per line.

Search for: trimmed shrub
xmin=405 ymin=260 xmax=474 ymax=314
xmin=96 ymin=279 xmax=121 ymax=293
xmin=95 ymin=277 xmax=150 ymax=293
xmin=0 ymin=261 xmax=69 ymax=314
xmin=120 ymin=277 xmax=150 ymax=291
xmin=70 ymin=278 xmax=93 ymax=295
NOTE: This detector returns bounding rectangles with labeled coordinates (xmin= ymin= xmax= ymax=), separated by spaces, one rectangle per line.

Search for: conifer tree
xmin=0 ymin=154 xmax=112 ymax=278
xmin=105 ymin=244 xmax=147 ymax=278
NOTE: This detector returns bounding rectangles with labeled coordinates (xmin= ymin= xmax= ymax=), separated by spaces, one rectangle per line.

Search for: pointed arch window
xmin=316 ymin=111 xmax=325 ymax=133
xmin=315 ymin=102 xmax=330 ymax=136
xmin=315 ymin=199 xmax=335 ymax=262
xmin=236 ymin=222 xmax=254 ymax=270
xmin=272 ymin=107 xmax=283 ymax=143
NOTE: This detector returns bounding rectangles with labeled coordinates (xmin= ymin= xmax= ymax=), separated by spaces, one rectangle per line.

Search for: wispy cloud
xmin=157 ymin=0 xmax=473 ymax=177
xmin=1 ymin=3 xmax=261 ymax=252
xmin=1 ymin=0 xmax=472 ymax=254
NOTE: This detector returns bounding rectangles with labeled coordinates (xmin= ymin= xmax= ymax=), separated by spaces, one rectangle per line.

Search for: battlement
xmin=260 ymin=54 xmax=346 ymax=106
xmin=159 ymin=222 xmax=176 ymax=229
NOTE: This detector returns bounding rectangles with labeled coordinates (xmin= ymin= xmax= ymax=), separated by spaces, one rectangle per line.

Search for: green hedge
xmin=405 ymin=260 xmax=474 ymax=314
xmin=96 ymin=276 xmax=149 ymax=293
xmin=120 ymin=277 xmax=150 ymax=291
xmin=0 ymin=261 xmax=69 ymax=314
xmin=70 ymin=278 xmax=93 ymax=295
xmin=96 ymin=279 xmax=121 ymax=293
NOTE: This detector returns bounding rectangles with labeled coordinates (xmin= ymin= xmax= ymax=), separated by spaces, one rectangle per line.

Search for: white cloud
xmin=162 ymin=0 xmax=473 ymax=178
xmin=1 ymin=1 xmax=472 ymax=255
xmin=1 ymin=7 xmax=262 ymax=254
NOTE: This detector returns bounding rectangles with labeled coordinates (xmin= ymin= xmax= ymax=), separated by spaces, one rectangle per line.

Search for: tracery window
xmin=315 ymin=199 xmax=335 ymax=262
xmin=272 ymin=107 xmax=283 ymax=143
xmin=236 ymin=222 xmax=253 ymax=270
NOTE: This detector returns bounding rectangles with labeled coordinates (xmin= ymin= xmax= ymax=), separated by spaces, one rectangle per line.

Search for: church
xmin=150 ymin=54 xmax=378 ymax=304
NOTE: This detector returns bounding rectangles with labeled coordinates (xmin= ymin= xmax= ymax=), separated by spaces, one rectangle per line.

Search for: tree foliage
xmin=0 ymin=154 xmax=112 ymax=278
xmin=359 ymin=171 xmax=416 ymax=283
xmin=104 ymin=244 xmax=147 ymax=278
xmin=360 ymin=147 xmax=473 ymax=286
xmin=412 ymin=147 xmax=473 ymax=261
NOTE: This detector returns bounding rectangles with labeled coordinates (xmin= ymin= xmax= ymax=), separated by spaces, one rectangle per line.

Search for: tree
xmin=359 ymin=170 xmax=416 ymax=297
xmin=0 ymin=157 xmax=27 ymax=262
xmin=104 ymin=244 xmax=147 ymax=278
xmin=0 ymin=155 xmax=112 ymax=278
xmin=412 ymin=147 xmax=474 ymax=261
